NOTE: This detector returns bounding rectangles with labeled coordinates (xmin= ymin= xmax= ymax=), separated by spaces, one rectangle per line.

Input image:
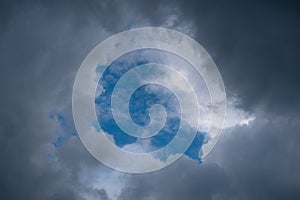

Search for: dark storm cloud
xmin=118 ymin=158 xmax=230 ymax=200
xmin=1 ymin=0 xmax=300 ymax=199
xmin=0 ymin=0 xmax=126 ymax=199
xmin=0 ymin=0 xmax=183 ymax=199
xmin=118 ymin=112 xmax=300 ymax=200
xmin=172 ymin=0 xmax=300 ymax=115
xmin=210 ymin=113 xmax=300 ymax=200
xmin=117 ymin=1 xmax=300 ymax=199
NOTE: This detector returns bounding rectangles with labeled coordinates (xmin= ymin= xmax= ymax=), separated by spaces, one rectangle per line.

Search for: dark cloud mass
xmin=0 ymin=0 xmax=300 ymax=199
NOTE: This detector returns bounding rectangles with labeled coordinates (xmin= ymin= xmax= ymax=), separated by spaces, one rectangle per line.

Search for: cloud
xmin=0 ymin=0 xmax=299 ymax=199
xmin=117 ymin=111 xmax=300 ymax=200
xmin=118 ymin=157 xmax=230 ymax=200
xmin=0 ymin=0 xmax=193 ymax=198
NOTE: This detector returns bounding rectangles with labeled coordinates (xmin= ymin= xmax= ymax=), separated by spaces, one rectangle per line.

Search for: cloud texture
xmin=0 ymin=0 xmax=299 ymax=199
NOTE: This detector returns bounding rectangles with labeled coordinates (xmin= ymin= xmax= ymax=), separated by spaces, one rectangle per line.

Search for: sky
xmin=0 ymin=0 xmax=300 ymax=199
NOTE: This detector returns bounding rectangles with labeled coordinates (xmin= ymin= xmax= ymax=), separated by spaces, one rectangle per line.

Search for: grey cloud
xmin=0 ymin=0 xmax=181 ymax=199
xmin=174 ymin=0 xmax=300 ymax=115
xmin=1 ymin=0 xmax=299 ymax=200
xmin=0 ymin=1 xmax=119 ymax=199
xmin=118 ymin=158 xmax=230 ymax=200
xmin=114 ymin=2 xmax=300 ymax=199
xmin=118 ymin=112 xmax=300 ymax=200
xmin=210 ymin=112 xmax=300 ymax=200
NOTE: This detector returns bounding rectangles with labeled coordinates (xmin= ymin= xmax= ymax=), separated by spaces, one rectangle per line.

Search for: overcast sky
xmin=1 ymin=0 xmax=300 ymax=199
